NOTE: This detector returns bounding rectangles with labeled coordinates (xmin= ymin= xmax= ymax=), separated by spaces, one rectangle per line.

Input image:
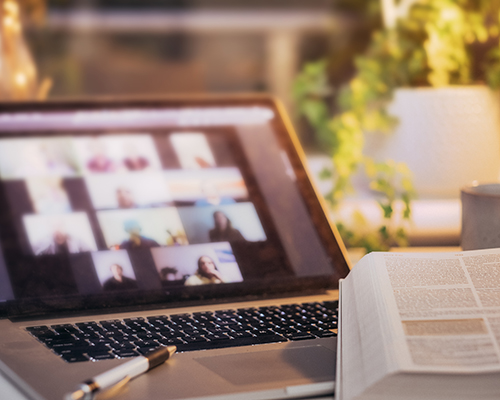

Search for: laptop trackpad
xmin=194 ymin=345 xmax=335 ymax=385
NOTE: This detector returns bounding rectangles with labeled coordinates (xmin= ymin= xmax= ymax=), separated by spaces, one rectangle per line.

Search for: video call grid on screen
xmin=0 ymin=127 xmax=296 ymax=299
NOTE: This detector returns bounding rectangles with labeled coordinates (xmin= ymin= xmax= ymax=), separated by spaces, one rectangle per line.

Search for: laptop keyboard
xmin=26 ymin=301 xmax=338 ymax=363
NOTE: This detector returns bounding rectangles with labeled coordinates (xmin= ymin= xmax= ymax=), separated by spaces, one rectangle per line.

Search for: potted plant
xmin=294 ymin=0 xmax=500 ymax=252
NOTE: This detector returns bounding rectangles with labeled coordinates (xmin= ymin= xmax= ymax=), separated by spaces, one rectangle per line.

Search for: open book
xmin=336 ymin=248 xmax=500 ymax=400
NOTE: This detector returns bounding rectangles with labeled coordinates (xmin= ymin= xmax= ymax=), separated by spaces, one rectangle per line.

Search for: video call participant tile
xmin=97 ymin=207 xmax=188 ymax=250
xmin=177 ymin=202 xmax=267 ymax=244
xmin=85 ymin=172 xmax=171 ymax=210
xmin=151 ymin=242 xmax=243 ymax=286
xmin=74 ymin=134 xmax=162 ymax=174
xmin=0 ymin=137 xmax=79 ymax=180
xmin=26 ymin=177 xmax=72 ymax=214
xmin=23 ymin=212 xmax=98 ymax=256
xmin=91 ymin=250 xmax=138 ymax=292
xmin=170 ymin=133 xmax=216 ymax=169
xmin=164 ymin=167 xmax=248 ymax=205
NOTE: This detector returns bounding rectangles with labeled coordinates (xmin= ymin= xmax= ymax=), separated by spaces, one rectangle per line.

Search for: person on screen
xmin=87 ymin=140 xmax=116 ymax=173
xmin=160 ymin=266 xmax=179 ymax=281
xmin=102 ymin=263 xmax=138 ymax=291
xmin=35 ymin=222 xmax=91 ymax=255
xmin=209 ymin=211 xmax=245 ymax=242
xmin=116 ymin=187 xmax=136 ymax=209
xmin=185 ymin=256 xmax=225 ymax=286
xmin=122 ymin=143 xmax=150 ymax=171
xmin=119 ymin=219 xmax=159 ymax=250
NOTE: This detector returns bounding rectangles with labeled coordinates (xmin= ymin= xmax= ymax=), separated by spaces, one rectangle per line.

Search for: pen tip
xmin=167 ymin=345 xmax=177 ymax=357
xmin=146 ymin=345 xmax=177 ymax=369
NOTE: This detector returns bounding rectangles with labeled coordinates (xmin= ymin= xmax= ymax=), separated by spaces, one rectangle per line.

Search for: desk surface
xmin=0 ymin=373 xmax=335 ymax=400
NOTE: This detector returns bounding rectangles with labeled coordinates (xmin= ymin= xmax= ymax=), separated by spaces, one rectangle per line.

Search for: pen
xmin=65 ymin=345 xmax=176 ymax=400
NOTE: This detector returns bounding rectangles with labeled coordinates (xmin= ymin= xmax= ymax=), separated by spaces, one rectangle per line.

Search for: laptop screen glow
xmin=0 ymin=103 xmax=346 ymax=315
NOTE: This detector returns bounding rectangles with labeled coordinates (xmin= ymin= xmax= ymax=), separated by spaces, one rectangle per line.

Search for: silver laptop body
xmin=0 ymin=96 xmax=350 ymax=400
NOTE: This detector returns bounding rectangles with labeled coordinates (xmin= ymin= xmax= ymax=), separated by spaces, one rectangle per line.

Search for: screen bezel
xmin=0 ymin=95 xmax=350 ymax=319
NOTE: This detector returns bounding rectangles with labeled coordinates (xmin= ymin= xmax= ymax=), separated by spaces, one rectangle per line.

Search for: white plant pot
xmin=364 ymin=87 xmax=500 ymax=198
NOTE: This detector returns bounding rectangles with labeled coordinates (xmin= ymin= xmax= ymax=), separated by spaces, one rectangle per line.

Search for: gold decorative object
xmin=0 ymin=0 xmax=49 ymax=100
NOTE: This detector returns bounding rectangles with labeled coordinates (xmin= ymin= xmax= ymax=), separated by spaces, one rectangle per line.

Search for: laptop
xmin=0 ymin=95 xmax=350 ymax=400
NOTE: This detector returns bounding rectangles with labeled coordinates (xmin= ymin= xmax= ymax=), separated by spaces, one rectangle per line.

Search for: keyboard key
xmin=229 ymin=331 xmax=254 ymax=339
xmin=91 ymin=338 xmax=116 ymax=346
xmin=53 ymin=345 xmax=93 ymax=355
xmin=46 ymin=339 xmax=86 ymax=349
xmin=284 ymin=333 xmax=316 ymax=341
xmin=87 ymin=350 xmax=115 ymax=360
xmin=26 ymin=325 xmax=50 ymax=331
xmin=137 ymin=347 xmax=160 ymax=355
xmin=52 ymin=325 xmax=79 ymax=335
xmin=205 ymin=333 xmax=229 ymax=341
xmin=183 ymin=336 xmax=208 ymax=344
xmin=108 ymin=342 xmax=136 ymax=351
xmin=157 ymin=338 xmax=186 ymax=346
xmin=61 ymin=353 xmax=89 ymax=363
xmin=181 ymin=329 xmax=204 ymax=336
xmin=123 ymin=317 xmax=145 ymax=323
xmin=133 ymin=340 xmax=158 ymax=348
xmin=322 ymin=301 xmax=339 ymax=311
xmin=311 ymin=330 xmax=337 ymax=338
xmin=113 ymin=349 xmax=140 ymax=358
xmin=317 ymin=321 xmax=337 ymax=329
xmin=75 ymin=331 xmax=101 ymax=340
xmin=204 ymin=326 xmax=232 ymax=334
xmin=91 ymin=343 xmax=113 ymax=351
xmin=135 ymin=332 xmax=161 ymax=340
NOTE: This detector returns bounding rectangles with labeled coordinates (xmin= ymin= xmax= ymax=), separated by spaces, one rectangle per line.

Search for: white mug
xmin=461 ymin=183 xmax=500 ymax=250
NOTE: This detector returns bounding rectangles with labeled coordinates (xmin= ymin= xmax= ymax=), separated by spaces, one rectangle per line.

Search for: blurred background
xmin=27 ymin=1 xmax=345 ymax=112
xmin=8 ymin=0 xmax=500 ymax=257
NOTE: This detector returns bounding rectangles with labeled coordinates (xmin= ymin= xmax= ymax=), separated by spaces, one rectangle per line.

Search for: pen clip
xmin=95 ymin=375 xmax=131 ymax=400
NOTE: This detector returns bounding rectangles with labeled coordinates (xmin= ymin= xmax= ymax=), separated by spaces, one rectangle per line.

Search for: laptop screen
xmin=0 ymin=98 xmax=349 ymax=317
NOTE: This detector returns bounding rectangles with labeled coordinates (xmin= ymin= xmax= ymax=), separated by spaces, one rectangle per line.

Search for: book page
xmin=337 ymin=253 xmax=400 ymax=400
xmin=373 ymin=248 xmax=500 ymax=373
